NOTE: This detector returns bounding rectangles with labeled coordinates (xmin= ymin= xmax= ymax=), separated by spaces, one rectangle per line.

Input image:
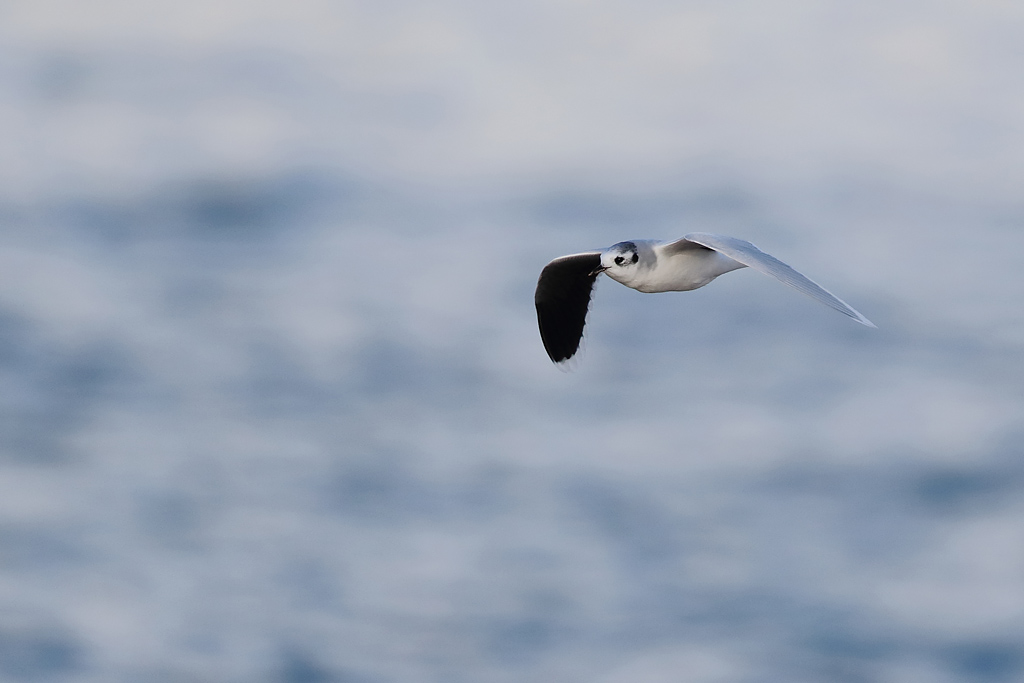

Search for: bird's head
xmin=591 ymin=241 xmax=640 ymax=278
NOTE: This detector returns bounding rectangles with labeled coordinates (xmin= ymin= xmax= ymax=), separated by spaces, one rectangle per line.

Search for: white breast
xmin=623 ymin=247 xmax=745 ymax=293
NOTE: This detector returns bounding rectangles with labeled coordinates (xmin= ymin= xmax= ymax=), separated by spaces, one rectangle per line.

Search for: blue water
xmin=2 ymin=3 xmax=1024 ymax=682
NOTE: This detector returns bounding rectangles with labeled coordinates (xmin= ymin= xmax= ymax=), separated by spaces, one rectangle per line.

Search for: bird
xmin=534 ymin=232 xmax=875 ymax=364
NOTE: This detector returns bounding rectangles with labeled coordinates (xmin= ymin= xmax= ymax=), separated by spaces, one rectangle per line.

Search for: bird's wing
xmin=667 ymin=233 xmax=876 ymax=327
xmin=535 ymin=251 xmax=603 ymax=363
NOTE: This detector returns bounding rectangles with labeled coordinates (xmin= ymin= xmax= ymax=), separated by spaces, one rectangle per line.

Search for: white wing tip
xmin=848 ymin=309 xmax=876 ymax=328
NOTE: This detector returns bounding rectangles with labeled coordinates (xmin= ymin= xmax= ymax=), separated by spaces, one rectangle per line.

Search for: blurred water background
xmin=2 ymin=2 xmax=1024 ymax=681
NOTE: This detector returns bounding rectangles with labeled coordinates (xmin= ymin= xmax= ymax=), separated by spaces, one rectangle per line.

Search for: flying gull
xmin=535 ymin=233 xmax=875 ymax=364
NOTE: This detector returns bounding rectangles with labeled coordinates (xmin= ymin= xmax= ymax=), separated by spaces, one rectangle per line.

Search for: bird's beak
xmin=589 ymin=265 xmax=608 ymax=277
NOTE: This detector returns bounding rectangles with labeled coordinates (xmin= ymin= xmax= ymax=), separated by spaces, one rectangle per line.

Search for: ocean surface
xmin=2 ymin=2 xmax=1024 ymax=681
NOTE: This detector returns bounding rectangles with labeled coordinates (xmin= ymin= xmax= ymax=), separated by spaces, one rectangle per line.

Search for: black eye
xmin=614 ymin=256 xmax=624 ymax=265
xmin=631 ymin=252 xmax=639 ymax=264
